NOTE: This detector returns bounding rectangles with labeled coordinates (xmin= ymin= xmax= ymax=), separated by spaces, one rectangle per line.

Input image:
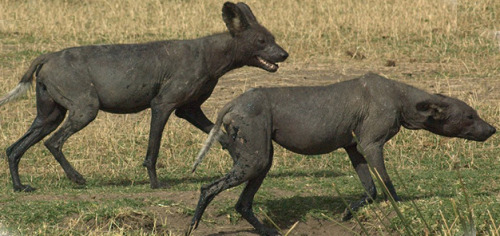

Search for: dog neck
xmin=397 ymin=84 xmax=438 ymax=130
xmin=200 ymin=32 xmax=243 ymax=79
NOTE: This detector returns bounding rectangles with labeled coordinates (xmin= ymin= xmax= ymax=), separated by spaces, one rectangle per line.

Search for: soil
xmin=204 ymin=60 xmax=499 ymax=113
xmin=21 ymin=189 xmax=363 ymax=236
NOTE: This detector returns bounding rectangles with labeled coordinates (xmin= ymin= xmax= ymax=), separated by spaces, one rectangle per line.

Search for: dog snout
xmin=476 ymin=124 xmax=496 ymax=141
xmin=488 ymin=125 xmax=496 ymax=136
xmin=280 ymin=50 xmax=289 ymax=61
xmin=271 ymin=44 xmax=288 ymax=62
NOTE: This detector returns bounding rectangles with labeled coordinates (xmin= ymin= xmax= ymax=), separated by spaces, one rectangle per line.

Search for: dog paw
xmin=150 ymin=181 xmax=171 ymax=189
xmin=341 ymin=208 xmax=353 ymax=221
xmin=383 ymin=193 xmax=402 ymax=202
xmin=257 ymin=227 xmax=281 ymax=236
xmin=68 ymin=172 xmax=86 ymax=185
xmin=185 ymin=225 xmax=194 ymax=236
xmin=14 ymin=184 xmax=36 ymax=192
xmin=150 ymin=182 xmax=160 ymax=189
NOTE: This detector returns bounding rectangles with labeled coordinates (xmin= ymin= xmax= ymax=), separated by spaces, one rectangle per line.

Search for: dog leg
xmin=44 ymin=106 xmax=98 ymax=185
xmin=175 ymin=105 xmax=230 ymax=149
xmin=142 ymin=103 xmax=175 ymax=189
xmin=188 ymin=164 xmax=252 ymax=233
xmin=189 ymin=108 xmax=276 ymax=235
xmin=235 ymin=147 xmax=278 ymax=236
xmin=7 ymin=85 xmax=66 ymax=191
xmin=175 ymin=105 xmax=214 ymax=133
xmin=227 ymin=109 xmax=277 ymax=235
xmin=360 ymin=143 xmax=401 ymax=202
xmin=342 ymin=144 xmax=377 ymax=221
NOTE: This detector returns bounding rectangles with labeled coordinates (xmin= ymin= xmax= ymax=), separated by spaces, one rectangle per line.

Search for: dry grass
xmin=1 ymin=0 xmax=498 ymax=60
xmin=0 ymin=0 xmax=499 ymax=235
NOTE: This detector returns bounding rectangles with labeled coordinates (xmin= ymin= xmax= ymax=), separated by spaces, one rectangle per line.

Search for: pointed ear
xmin=222 ymin=2 xmax=254 ymax=36
xmin=416 ymin=100 xmax=449 ymax=120
xmin=235 ymin=2 xmax=258 ymax=24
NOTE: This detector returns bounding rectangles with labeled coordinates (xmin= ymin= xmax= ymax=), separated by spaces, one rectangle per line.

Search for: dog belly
xmin=92 ymin=75 xmax=162 ymax=113
xmin=98 ymin=89 xmax=153 ymax=113
xmin=273 ymin=129 xmax=352 ymax=155
xmin=100 ymin=101 xmax=150 ymax=114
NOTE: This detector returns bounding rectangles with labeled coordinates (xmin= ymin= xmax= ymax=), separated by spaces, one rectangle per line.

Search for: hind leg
xmin=189 ymin=164 xmax=256 ymax=233
xmin=188 ymin=106 xmax=275 ymax=234
xmin=7 ymin=83 xmax=66 ymax=192
xmin=235 ymin=146 xmax=277 ymax=235
xmin=39 ymin=76 xmax=100 ymax=185
xmin=189 ymin=160 xmax=275 ymax=235
xmin=43 ymin=106 xmax=98 ymax=185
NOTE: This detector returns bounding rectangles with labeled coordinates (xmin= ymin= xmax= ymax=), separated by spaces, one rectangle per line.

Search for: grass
xmin=1 ymin=0 xmax=499 ymax=235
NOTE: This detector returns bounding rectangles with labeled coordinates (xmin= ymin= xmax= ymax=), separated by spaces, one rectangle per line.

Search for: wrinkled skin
xmin=0 ymin=2 xmax=288 ymax=192
xmin=189 ymin=73 xmax=495 ymax=235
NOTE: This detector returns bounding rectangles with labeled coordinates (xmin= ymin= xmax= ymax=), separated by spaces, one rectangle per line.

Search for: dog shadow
xmin=199 ymin=195 xmax=355 ymax=235
xmin=93 ymin=169 xmax=345 ymax=190
xmin=259 ymin=195 xmax=350 ymax=229
xmin=167 ymin=169 xmax=346 ymax=186
xmin=267 ymin=169 xmax=345 ymax=179
xmin=205 ymin=229 xmax=258 ymax=236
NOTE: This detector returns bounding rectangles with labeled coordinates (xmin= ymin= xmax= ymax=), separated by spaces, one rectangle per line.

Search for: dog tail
xmin=0 ymin=54 xmax=48 ymax=107
xmin=191 ymin=125 xmax=223 ymax=173
xmin=191 ymin=104 xmax=232 ymax=173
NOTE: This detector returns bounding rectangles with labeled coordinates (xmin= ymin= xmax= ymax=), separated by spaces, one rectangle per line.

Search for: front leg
xmin=342 ymin=141 xmax=402 ymax=221
xmin=360 ymin=143 xmax=401 ymax=202
xmin=143 ymin=102 xmax=175 ymax=189
xmin=342 ymin=144 xmax=377 ymax=221
xmin=175 ymin=105 xmax=213 ymax=133
xmin=175 ymin=105 xmax=230 ymax=149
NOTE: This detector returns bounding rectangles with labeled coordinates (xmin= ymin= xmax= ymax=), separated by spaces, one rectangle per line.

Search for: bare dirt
xmin=22 ymin=189 xmax=363 ymax=236
xmin=204 ymin=60 xmax=499 ymax=113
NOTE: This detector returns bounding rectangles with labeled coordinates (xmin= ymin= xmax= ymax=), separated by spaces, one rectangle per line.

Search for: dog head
xmin=222 ymin=2 xmax=288 ymax=72
xmin=416 ymin=95 xmax=496 ymax=141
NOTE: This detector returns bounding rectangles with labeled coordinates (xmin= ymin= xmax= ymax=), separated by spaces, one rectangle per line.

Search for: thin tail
xmin=191 ymin=125 xmax=223 ymax=173
xmin=0 ymin=54 xmax=48 ymax=106
xmin=191 ymin=104 xmax=233 ymax=173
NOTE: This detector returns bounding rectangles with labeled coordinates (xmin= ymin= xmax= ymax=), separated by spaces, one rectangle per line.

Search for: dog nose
xmin=280 ymin=51 xmax=289 ymax=60
xmin=489 ymin=126 xmax=496 ymax=135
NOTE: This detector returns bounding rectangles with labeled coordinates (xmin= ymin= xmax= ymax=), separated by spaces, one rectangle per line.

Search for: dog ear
xmin=416 ymin=100 xmax=449 ymax=121
xmin=222 ymin=2 xmax=251 ymax=36
xmin=235 ymin=2 xmax=258 ymax=24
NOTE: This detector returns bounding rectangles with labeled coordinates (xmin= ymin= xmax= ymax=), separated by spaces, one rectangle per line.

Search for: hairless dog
xmin=189 ymin=73 xmax=495 ymax=235
xmin=0 ymin=2 xmax=288 ymax=192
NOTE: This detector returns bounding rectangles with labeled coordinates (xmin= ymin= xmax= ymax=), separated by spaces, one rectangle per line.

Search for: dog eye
xmin=466 ymin=114 xmax=474 ymax=119
xmin=258 ymin=38 xmax=265 ymax=45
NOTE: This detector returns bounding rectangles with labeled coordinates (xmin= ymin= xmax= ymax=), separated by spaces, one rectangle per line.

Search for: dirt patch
xmin=49 ymin=189 xmax=366 ymax=236
xmin=203 ymin=60 xmax=500 ymax=115
xmin=19 ymin=189 xmax=195 ymax=202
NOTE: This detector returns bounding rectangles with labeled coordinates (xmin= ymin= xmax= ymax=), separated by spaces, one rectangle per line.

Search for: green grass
xmin=0 ymin=138 xmax=499 ymax=234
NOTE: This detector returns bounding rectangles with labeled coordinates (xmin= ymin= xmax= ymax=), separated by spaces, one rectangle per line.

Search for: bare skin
xmin=0 ymin=2 xmax=288 ymax=192
xmin=189 ymin=73 xmax=495 ymax=235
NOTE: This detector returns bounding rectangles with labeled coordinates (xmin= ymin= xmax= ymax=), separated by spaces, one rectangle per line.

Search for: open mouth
xmin=256 ymin=56 xmax=279 ymax=72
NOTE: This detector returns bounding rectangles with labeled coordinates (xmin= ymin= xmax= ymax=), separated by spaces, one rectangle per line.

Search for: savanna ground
xmin=0 ymin=0 xmax=499 ymax=235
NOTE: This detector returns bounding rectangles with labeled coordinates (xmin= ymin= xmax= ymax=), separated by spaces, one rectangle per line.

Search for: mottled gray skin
xmin=189 ymin=73 xmax=495 ymax=235
xmin=0 ymin=2 xmax=288 ymax=192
